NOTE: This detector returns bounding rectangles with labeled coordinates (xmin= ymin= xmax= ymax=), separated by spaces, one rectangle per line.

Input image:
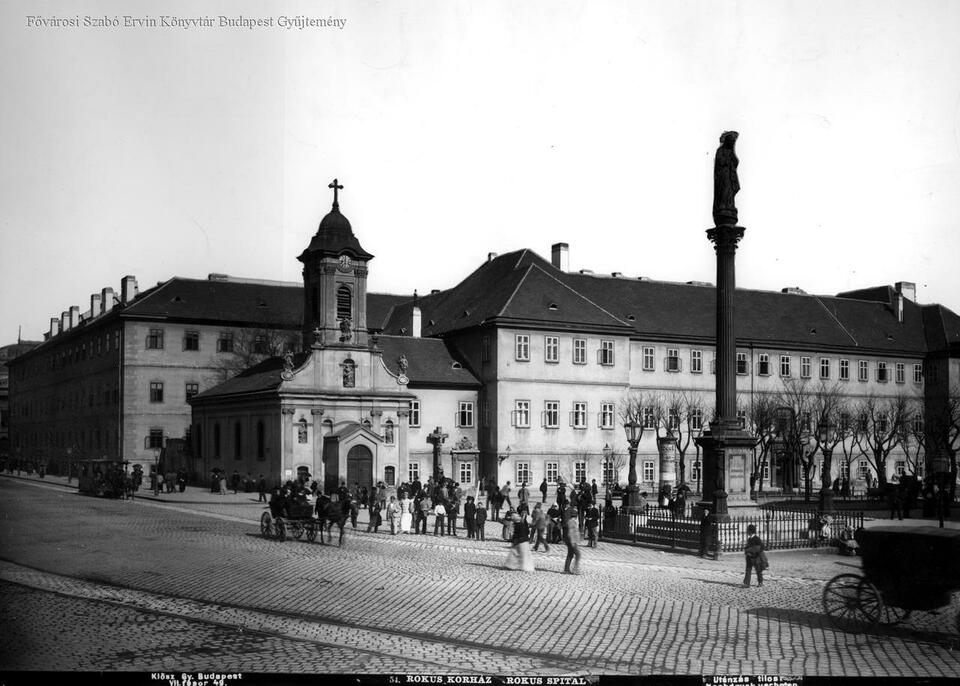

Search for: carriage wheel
xmin=291 ymin=521 xmax=305 ymax=539
xmin=822 ymin=573 xmax=865 ymax=630
xmin=863 ymin=580 xmax=910 ymax=626
xmin=854 ymin=579 xmax=887 ymax=627
xmin=274 ymin=517 xmax=287 ymax=542
xmin=306 ymin=523 xmax=317 ymax=543
xmin=260 ymin=512 xmax=273 ymax=538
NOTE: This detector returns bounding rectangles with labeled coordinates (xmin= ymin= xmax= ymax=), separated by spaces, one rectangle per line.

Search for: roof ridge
xmin=496 ymin=264 xmax=533 ymax=319
xmin=534 ymin=264 xmax=630 ymax=325
xmin=813 ymin=296 xmax=860 ymax=347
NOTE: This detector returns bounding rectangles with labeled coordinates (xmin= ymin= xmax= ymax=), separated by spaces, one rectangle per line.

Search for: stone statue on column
xmin=713 ymin=131 xmax=740 ymax=226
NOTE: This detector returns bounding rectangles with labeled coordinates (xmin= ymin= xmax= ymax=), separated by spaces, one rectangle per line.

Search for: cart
xmin=822 ymin=526 xmax=960 ymax=632
xmin=260 ymin=500 xmax=319 ymax=543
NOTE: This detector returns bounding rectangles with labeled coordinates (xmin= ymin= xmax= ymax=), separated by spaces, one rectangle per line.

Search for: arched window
xmin=213 ymin=423 xmax=221 ymax=459
xmin=256 ymin=421 xmax=265 ymax=461
xmin=336 ymin=284 xmax=352 ymax=321
xmin=234 ymin=422 xmax=242 ymax=460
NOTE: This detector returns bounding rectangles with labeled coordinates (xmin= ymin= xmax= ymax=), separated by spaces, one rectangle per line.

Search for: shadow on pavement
xmin=691 ymin=578 xmax=744 ymax=589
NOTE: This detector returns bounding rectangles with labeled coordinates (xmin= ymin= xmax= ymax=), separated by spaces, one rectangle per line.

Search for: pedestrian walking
xmin=257 ymin=474 xmax=267 ymax=502
xmin=505 ymin=512 xmax=534 ymax=572
xmin=699 ymin=507 xmax=712 ymax=557
xmin=501 ymin=481 xmax=513 ymax=509
xmin=518 ymin=482 xmax=529 ymax=510
xmin=475 ymin=501 xmax=487 ymax=540
xmin=743 ymin=524 xmax=767 ymax=587
xmin=492 ymin=489 xmax=503 ymax=523
xmin=563 ymin=509 xmax=581 ymax=574
xmin=539 ymin=478 xmax=549 ymax=503
xmin=464 ymin=496 xmax=477 ymax=539
xmin=417 ymin=495 xmax=431 ymax=534
xmin=531 ymin=503 xmax=549 ymax=552
xmin=366 ymin=501 xmax=382 ymax=533
xmin=400 ymin=494 xmax=414 ymax=534
xmin=219 ymin=473 xmax=228 ymax=496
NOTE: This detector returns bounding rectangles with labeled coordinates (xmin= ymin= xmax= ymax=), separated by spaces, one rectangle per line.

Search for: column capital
xmin=311 ymin=409 xmax=325 ymax=416
xmin=706 ymin=225 xmax=745 ymax=251
xmin=281 ymin=408 xmax=296 ymax=416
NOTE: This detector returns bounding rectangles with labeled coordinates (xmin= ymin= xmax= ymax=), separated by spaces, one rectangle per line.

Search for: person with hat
xmin=743 ymin=524 xmax=766 ymax=587
xmin=463 ymin=496 xmax=477 ymax=539
xmin=475 ymin=499 xmax=487 ymax=540
xmin=531 ymin=502 xmax=549 ymax=552
xmin=563 ymin=507 xmax=581 ymax=574
xmin=584 ymin=501 xmax=600 ymax=548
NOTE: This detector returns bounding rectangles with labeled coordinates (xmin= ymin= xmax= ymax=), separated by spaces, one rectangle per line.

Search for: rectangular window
xmin=457 ymin=401 xmax=474 ymax=428
xmin=642 ymin=406 xmax=655 ymax=429
xmin=149 ymin=382 xmax=164 ymax=403
xmin=599 ymin=340 xmax=615 ymax=366
xmin=543 ymin=401 xmax=559 ymax=429
xmin=545 ymin=461 xmax=559 ymax=484
xmin=185 ymin=383 xmax=199 ymax=400
xmin=146 ymin=328 xmax=164 ymax=350
xmin=668 ymin=408 xmax=679 ymax=431
xmin=858 ymin=360 xmax=869 ymax=382
xmin=914 ymin=364 xmax=923 ymax=384
xmin=895 ymin=460 xmax=906 ymax=476
xmin=574 ymin=461 xmax=587 ymax=484
xmin=912 ymin=414 xmax=923 ymax=434
xmin=800 ymin=356 xmax=811 ymax=378
xmin=459 ymin=461 xmax=473 ymax=485
xmin=481 ymin=336 xmax=490 ymax=363
xmin=737 ymin=410 xmax=747 ymax=429
xmin=642 ymin=461 xmax=655 ymax=483
xmin=571 ymin=401 xmax=587 ymax=429
xmin=691 ymin=459 xmax=701 ymax=482
xmin=858 ymin=460 xmax=869 ymax=479
xmin=183 ymin=331 xmax=200 ymax=351
xmin=516 ymin=462 xmax=531 ymax=485
xmin=839 ymin=412 xmax=851 ymax=431
xmin=878 ymin=413 xmax=888 ymax=433
xmin=691 ymin=408 xmax=703 ymax=431
xmin=515 ymin=334 xmax=530 ymax=361
xmin=253 ymin=334 xmax=267 ymax=355
xmin=780 ymin=355 xmax=791 ymax=377
xmin=820 ymin=358 xmax=830 ymax=380
xmin=665 ymin=348 xmax=681 ymax=372
xmin=147 ymin=428 xmax=164 ymax=449
xmin=408 ymin=462 xmax=420 ymax=483
xmin=573 ymin=338 xmax=587 ymax=365
xmin=691 ymin=349 xmax=703 ymax=374
xmin=642 ymin=346 xmax=655 ymax=371
xmin=600 ymin=403 xmax=615 ymax=430
xmin=757 ymin=353 xmax=770 ymax=376
xmin=513 ymin=400 xmax=530 ymax=428
xmin=877 ymin=361 xmax=888 ymax=383
xmin=409 ymin=400 xmax=421 ymax=427
xmin=603 ymin=461 xmax=616 ymax=485
xmin=895 ymin=362 xmax=905 ymax=384
xmin=736 ymin=352 xmax=748 ymax=375
xmin=544 ymin=336 xmax=559 ymax=363
xmin=839 ymin=359 xmax=850 ymax=381
xmin=217 ymin=332 xmax=234 ymax=353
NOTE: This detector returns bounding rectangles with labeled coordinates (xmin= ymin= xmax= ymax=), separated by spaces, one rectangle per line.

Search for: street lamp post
xmin=818 ymin=420 xmax=836 ymax=512
xmin=153 ymin=447 xmax=162 ymax=496
xmin=622 ymin=419 xmax=643 ymax=512
xmin=602 ymin=443 xmax=613 ymax=502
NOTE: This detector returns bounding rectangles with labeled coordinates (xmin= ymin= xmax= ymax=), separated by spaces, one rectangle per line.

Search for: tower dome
xmin=298 ymin=179 xmax=373 ymax=261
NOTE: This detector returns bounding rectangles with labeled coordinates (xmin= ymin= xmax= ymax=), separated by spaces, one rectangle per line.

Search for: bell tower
xmin=298 ymin=179 xmax=374 ymax=350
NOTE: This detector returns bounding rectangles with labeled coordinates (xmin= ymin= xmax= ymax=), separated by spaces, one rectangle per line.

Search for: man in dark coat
xmin=539 ymin=478 xmax=549 ymax=503
xmin=475 ymin=501 xmax=487 ymax=541
xmin=257 ymin=474 xmax=267 ymax=503
xmin=447 ymin=497 xmax=460 ymax=537
xmin=531 ymin=503 xmax=549 ymax=552
xmin=463 ymin=496 xmax=477 ymax=538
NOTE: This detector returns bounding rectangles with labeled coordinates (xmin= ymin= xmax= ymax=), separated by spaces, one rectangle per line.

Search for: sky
xmin=2 ymin=0 xmax=959 ymax=345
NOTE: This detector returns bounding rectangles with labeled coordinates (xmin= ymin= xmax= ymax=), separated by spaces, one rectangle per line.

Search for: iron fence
xmin=599 ymin=505 xmax=864 ymax=556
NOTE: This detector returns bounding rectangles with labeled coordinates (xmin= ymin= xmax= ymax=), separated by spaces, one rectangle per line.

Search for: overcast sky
xmin=2 ymin=0 xmax=959 ymax=345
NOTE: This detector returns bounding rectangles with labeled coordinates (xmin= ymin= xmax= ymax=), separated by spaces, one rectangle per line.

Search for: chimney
xmin=895 ymin=281 xmax=916 ymax=302
xmin=412 ymin=306 xmax=422 ymax=338
xmin=551 ymin=242 xmax=569 ymax=271
xmin=49 ymin=318 xmax=60 ymax=338
xmin=121 ymin=275 xmax=138 ymax=303
xmin=487 ymin=252 xmax=498 ymax=262
xmin=69 ymin=306 xmax=80 ymax=329
xmin=90 ymin=293 xmax=101 ymax=317
xmin=61 ymin=311 xmax=69 ymax=332
xmin=101 ymin=287 xmax=115 ymax=313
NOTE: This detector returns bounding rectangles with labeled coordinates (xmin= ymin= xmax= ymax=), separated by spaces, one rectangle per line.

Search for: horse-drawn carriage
xmin=260 ymin=492 xmax=351 ymax=545
xmin=822 ymin=526 xmax=960 ymax=632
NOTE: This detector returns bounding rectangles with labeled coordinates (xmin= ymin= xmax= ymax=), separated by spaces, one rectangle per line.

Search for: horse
xmin=315 ymin=494 xmax=352 ymax=546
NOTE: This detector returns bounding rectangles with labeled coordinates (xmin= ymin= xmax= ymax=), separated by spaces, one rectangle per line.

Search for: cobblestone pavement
xmin=1 ymin=474 xmax=959 ymax=679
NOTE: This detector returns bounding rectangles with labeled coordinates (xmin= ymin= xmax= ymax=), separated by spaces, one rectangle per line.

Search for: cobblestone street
xmin=1 ymin=474 xmax=959 ymax=680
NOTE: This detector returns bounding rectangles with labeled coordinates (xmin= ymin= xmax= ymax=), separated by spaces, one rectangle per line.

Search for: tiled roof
xmin=191 ymin=353 xmax=303 ymax=400
xmin=378 ymin=336 xmax=480 ymax=387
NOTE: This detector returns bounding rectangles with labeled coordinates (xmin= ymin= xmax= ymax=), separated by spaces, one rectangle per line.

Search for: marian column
xmin=696 ymin=131 xmax=757 ymax=520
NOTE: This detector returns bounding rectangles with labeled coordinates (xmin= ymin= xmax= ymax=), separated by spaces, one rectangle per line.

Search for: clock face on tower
xmin=337 ymin=255 xmax=353 ymax=272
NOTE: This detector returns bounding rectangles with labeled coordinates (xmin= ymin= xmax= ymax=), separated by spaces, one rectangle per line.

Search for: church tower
xmin=298 ymin=179 xmax=375 ymax=350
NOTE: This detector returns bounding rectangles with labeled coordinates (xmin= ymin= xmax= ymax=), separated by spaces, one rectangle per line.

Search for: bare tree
xmin=925 ymin=384 xmax=960 ymax=501
xmin=852 ymin=392 xmax=912 ymax=489
xmin=740 ymin=392 xmax=778 ymax=492
xmin=212 ymin=326 xmax=300 ymax=381
xmin=898 ymin=398 xmax=926 ymax=477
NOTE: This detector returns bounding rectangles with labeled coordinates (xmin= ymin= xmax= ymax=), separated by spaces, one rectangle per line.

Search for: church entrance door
xmin=346 ymin=444 xmax=373 ymax=490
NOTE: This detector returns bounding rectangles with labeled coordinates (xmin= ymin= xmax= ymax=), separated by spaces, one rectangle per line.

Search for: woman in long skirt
xmin=400 ymin=495 xmax=414 ymax=533
xmin=505 ymin=513 xmax=535 ymax=572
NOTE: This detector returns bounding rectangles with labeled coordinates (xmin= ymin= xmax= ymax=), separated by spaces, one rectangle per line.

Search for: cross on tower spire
xmin=328 ymin=178 xmax=344 ymax=208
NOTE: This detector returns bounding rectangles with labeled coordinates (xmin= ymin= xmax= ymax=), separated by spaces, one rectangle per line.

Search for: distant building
xmin=0 ymin=341 xmax=40 ymax=454
xmin=8 ymin=189 xmax=960 ymax=493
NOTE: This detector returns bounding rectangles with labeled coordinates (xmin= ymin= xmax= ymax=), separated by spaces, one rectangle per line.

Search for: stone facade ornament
xmin=312 ymin=326 xmax=323 ymax=346
xmin=281 ymin=351 xmax=295 ymax=380
xmin=455 ymin=436 xmax=474 ymax=451
xmin=398 ymin=354 xmax=408 ymax=375
xmin=339 ymin=317 xmax=352 ymax=343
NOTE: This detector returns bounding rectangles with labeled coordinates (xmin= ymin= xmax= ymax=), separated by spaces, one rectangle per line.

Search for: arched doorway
xmin=346 ymin=444 xmax=373 ymax=489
